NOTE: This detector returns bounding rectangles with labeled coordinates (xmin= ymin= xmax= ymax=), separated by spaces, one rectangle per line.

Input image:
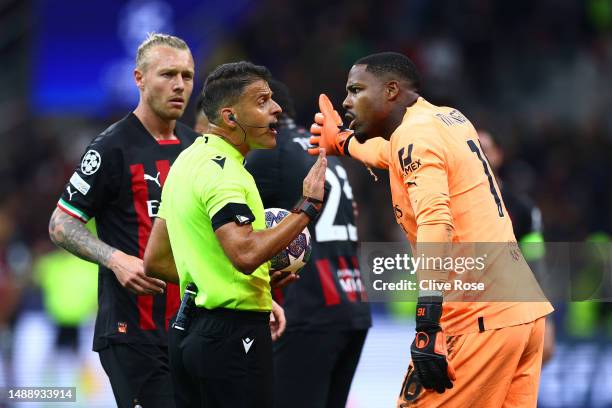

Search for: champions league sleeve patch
xmin=211 ymin=203 xmax=255 ymax=231
xmin=81 ymin=150 xmax=102 ymax=175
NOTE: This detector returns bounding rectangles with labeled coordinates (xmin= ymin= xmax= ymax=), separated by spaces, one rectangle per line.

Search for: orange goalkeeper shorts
xmin=397 ymin=317 xmax=546 ymax=408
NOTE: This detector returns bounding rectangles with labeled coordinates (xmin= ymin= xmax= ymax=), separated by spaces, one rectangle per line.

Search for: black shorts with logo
xmin=168 ymin=307 xmax=273 ymax=408
xmin=98 ymin=342 xmax=175 ymax=408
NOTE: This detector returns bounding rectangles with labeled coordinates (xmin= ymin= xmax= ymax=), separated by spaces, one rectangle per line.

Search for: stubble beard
xmin=149 ymin=97 xmax=183 ymax=121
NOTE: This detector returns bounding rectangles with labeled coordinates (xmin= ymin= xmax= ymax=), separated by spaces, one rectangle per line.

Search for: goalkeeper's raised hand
xmin=410 ymin=296 xmax=456 ymax=393
xmin=308 ymin=94 xmax=354 ymax=156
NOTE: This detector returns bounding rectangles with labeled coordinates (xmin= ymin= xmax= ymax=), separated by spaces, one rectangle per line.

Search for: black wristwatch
xmin=292 ymin=196 xmax=323 ymax=221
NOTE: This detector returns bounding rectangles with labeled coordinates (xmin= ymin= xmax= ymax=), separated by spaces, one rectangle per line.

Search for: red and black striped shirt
xmin=57 ymin=113 xmax=199 ymax=351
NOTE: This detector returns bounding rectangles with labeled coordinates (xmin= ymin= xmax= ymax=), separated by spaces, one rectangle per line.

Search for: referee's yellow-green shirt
xmin=159 ymin=135 xmax=271 ymax=311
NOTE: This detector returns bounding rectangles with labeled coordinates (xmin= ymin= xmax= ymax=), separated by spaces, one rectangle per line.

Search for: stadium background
xmin=1 ymin=0 xmax=612 ymax=406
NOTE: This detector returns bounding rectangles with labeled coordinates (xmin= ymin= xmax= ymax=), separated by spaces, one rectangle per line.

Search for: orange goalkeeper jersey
xmin=350 ymin=97 xmax=553 ymax=335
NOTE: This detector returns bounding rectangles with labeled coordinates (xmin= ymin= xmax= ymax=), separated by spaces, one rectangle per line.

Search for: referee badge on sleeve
xmin=235 ymin=214 xmax=252 ymax=225
xmin=211 ymin=203 xmax=256 ymax=230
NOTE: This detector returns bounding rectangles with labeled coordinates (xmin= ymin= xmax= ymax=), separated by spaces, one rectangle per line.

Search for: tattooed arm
xmin=49 ymin=208 xmax=166 ymax=295
xmin=49 ymin=208 xmax=114 ymax=266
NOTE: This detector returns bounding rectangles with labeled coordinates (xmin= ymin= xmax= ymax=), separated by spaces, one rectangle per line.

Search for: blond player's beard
xmin=148 ymin=95 xmax=183 ymax=121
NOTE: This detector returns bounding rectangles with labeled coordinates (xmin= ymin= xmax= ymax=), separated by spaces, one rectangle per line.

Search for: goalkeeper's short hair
xmin=355 ymin=52 xmax=420 ymax=91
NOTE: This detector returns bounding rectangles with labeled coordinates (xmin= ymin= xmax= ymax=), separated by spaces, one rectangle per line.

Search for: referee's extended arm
xmin=216 ymin=149 xmax=327 ymax=275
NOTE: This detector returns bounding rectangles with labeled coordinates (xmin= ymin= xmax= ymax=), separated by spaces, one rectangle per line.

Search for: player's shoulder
xmin=416 ymin=98 xmax=474 ymax=131
xmin=397 ymin=98 xmax=471 ymax=144
xmin=99 ymin=113 xmax=137 ymax=138
xmin=89 ymin=114 xmax=138 ymax=150
xmin=271 ymin=122 xmax=310 ymax=152
xmin=174 ymin=120 xmax=200 ymax=145
xmin=79 ymin=116 xmax=134 ymax=163
xmin=196 ymin=140 xmax=244 ymax=177
xmin=282 ymin=125 xmax=331 ymax=168
xmin=394 ymin=116 xmax=442 ymax=147
xmin=247 ymin=124 xmax=313 ymax=169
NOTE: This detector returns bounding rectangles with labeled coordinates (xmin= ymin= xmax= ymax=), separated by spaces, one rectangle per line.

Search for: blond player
xmin=309 ymin=52 xmax=553 ymax=408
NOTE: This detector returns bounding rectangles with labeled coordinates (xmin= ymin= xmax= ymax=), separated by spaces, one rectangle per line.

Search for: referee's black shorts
xmin=169 ymin=307 xmax=273 ymax=408
xmin=98 ymin=342 xmax=175 ymax=408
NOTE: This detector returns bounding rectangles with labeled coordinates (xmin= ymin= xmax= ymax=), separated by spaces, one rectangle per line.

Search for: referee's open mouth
xmin=269 ymin=121 xmax=279 ymax=135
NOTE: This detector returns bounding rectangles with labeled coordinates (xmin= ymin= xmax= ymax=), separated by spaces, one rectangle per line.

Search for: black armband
xmin=211 ymin=203 xmax=255 ymax=230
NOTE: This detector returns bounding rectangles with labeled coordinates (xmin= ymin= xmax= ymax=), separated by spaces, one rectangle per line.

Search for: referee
xmin=144 ymin=61 xmax=327 ymax=408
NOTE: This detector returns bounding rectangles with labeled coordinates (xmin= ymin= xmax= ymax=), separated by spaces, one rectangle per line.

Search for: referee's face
xmin=137 ymin=45 xmax=195 ymax=121
xmin=234 ymin=79 xmax=281 ymax=150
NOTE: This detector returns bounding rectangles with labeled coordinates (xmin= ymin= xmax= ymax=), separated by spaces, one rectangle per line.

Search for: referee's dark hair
xmin=200 ymin=61 xmax=272 ymax=124
xmin=195 ymin=91 xmax=205 ymax=117
xmin=268 ymin=79 xmax=296 ymax=119
xmin=355 ymin=52 xmax=420 ymax=92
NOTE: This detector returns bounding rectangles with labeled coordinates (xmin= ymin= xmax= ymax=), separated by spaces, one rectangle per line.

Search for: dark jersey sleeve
xmin=246 ymin=127 xmax=312 ymax=211
xmin=57 ymin=134 xmax=122 ymax=222
xmin=245 ymin=139 xmax=282 ymax=207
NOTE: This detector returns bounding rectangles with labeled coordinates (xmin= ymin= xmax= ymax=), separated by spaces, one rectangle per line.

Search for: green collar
xmin=204 ymin=134 xmax=245 ymax=165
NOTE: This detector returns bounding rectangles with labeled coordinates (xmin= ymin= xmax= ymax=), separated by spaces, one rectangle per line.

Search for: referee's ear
xmin=220 ymin=109 xmax=237 ymax=128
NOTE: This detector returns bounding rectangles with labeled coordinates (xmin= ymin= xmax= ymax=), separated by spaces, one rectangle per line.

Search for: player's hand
xmin=302 ymin=148 xmax=327 ymax=202
xmin=270 ymin=270 xmax=299 ymax=289
xmin=308 ymin=94 xmax=354 ymax=156
xmin=270 ymin=300 xmax=286 ymax=341
xmin=109 ymin=250 xmax=166 ymax=295
xmin=410 ymin=296 xmax=456 ymax=393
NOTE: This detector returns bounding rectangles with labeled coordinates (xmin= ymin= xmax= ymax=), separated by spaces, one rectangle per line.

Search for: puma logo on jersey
xmin=144 ymin=172 xmax=161 ymax=188
xmin=66 ymin=186 xmax=77 ymax=200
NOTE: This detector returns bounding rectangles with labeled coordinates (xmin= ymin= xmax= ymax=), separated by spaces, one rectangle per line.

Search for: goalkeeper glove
xmin=308 ymin=94 xmax=354 ymax=156
xmin=410 ymin=296 xmax=456 ymax=393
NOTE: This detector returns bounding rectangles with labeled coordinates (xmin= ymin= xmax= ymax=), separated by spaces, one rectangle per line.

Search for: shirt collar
xmin=204 ymin=134 xmax=246 ymax=166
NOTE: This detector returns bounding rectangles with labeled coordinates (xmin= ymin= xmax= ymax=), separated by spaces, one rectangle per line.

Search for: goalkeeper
xmin=309 ymin=52 xmax=553 ymax=408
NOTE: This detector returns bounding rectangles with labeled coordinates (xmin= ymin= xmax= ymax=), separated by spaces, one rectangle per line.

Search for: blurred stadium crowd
xmin=1 ymin=0 xmax=612 ymax=406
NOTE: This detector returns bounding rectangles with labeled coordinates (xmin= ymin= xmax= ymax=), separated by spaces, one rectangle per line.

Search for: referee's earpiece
xmin=228 ymin=113 xmax=236 ymax=123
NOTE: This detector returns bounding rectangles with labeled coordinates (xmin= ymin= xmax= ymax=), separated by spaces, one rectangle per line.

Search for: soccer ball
xmin=264 ymin=208 xmax=312 ymax=274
